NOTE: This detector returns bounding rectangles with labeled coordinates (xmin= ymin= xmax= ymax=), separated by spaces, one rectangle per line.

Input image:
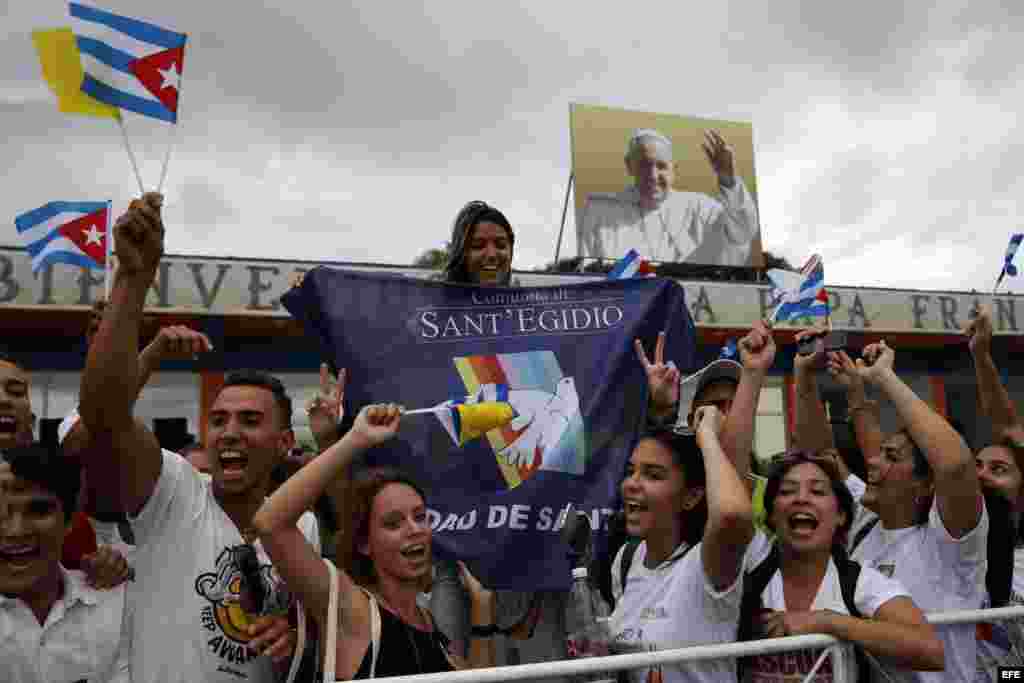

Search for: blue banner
xmin=283 ymin=270 xmax=695 ymax=591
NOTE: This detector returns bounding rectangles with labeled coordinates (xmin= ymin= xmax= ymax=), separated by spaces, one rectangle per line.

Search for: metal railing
xmin=360 ymin=605 xmax=1024 ymax=683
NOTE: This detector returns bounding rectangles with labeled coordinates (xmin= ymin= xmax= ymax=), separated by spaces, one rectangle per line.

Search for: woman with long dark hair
xmin=609 ymin=405 xmax=754 ymax=682
xmin=742 ymin=452 xmax=943 ymax=682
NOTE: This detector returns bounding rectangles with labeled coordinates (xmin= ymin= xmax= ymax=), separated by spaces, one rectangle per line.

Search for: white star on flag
xmin=83 ymin=225 xmax=104 ymax=246
xmin=158 ymin=63 xmax=180 ymax=91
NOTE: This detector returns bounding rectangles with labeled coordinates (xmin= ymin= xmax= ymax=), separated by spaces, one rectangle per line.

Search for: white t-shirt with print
xmin=609 ymin=540 xmax=744 ymax=683
xmin=128 ymin=450 xmax=320 ymax=683
xmin=975 ymin=545 xmax=1024 ymax=682
xmin=849 ymin=498 xmax=989 ymax=683
xmin=742 ymin=533 xmax=910 ymax=683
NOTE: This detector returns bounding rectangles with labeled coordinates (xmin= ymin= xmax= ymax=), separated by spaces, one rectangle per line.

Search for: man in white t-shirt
xmin=1 ymin=444 xmax=130 ymax=683
xmin=77 ymin=192 xmax=319 ymax=683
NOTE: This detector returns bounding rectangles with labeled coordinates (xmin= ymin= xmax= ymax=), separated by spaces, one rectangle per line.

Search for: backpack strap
xmin=323 ymin=559 xmax=338 ymax=683
xmin=321 ymin=559 xmax=381 ymax=681
xmin=736 ymin=545 xmax=780 ymax=681
xmin=619 ymin=540 xmax=640 ymax=597
xmin=836 ymin=557 xmax=863 ymax=619
xmin=359 ymin=588 xmax=382 ymax=679
xmin=737 ymin=545 xmax=780 ymax=642
xmin=835 ymin=551 xmax=875 ymax=682
xmin=849 ymin=517 xmax=879 ymax=556
xmin=618 ymin=539 xmax=695 ymax=599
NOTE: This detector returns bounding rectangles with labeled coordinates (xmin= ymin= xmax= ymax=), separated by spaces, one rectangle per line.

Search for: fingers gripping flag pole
xmin=994 ymin=233 xmax=1024 ymax=295
xmin=405 ymin=401 xmax=516 ymax=447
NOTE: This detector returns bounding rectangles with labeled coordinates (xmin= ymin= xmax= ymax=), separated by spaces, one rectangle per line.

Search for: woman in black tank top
xmin=352 ymin=604 xmax=455 ymax=678
xmin=254 ymin=404 xmax=497 ymax=679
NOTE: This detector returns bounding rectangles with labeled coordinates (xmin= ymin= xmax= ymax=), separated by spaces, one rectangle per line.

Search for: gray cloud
xmin=2 ymin=0 xmax=1023 ymax=295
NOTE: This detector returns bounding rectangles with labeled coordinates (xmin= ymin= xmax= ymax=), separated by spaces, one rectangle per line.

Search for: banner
xmin=571 ymin=103 xmax=763 ymax=268
xmin=283 ymin=270 xmax=696 ymax=591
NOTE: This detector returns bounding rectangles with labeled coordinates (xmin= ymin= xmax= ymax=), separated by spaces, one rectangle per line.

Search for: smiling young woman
xmin=609 ymin=405 xmax=754 ymax=683
xmin=740 ymin=452 xmax=943 ymax=682
xmin=252 ymin=404 xmax=496 ymax=680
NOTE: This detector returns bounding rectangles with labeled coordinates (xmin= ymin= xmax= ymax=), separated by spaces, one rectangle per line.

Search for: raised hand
xmin=964 ymin=305 xmax=993 ymax=357
xmin=80 ymin=545 xmax=133 ymax=590
xmin=248 ymin=614 xmax=296 ymax=666
xmin=306 ymin=363 xmax=346 ymax=447
xmin=635 ymin=332 xmax=680 ymax=418
xmin=739 ymin=319 xmax=776 ymax=372
xmin=113 ymin=193 xmax=164 ymax=277
xmin=759 ymin=609 xmax=832 ymax=638
xmin=826 ymin=350 xmax=865 ymax=397
xmin=702 ymin=130 xmax=735 ymax=188
xmin=351 ymin=403 xmax=402 ymax=448
xmin=694 ymin=405 xmax=725 ymax=451
xmin=457 ymin=560 xmax=495 ymax=607
xmin=857 ymin=341 xmax=895 ymax=384
xmin=793 ymin=324 xmax=828 ymax=374
xmin=147 ymin=325 xmax=214 ymax=361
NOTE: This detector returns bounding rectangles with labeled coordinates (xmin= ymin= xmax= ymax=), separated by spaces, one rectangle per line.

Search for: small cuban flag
xmin=607 ymin=249 xmax=655 ymax=280
xmin=995 ymin=233 xmax=1024 ymax=293
xmin=767 ymin=254 xmax=829 ymax=323
xmin=15 ymin=201 xmax=110 ymax=273
xmin=70 ymin=3 xmax=187 ymax=123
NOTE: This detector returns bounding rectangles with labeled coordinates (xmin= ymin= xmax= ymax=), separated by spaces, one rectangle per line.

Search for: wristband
xmin=470 ymin=624 xmax=498 ymax=638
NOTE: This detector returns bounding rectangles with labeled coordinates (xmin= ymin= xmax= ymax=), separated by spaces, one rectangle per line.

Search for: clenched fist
xmin=114 ymin=193 xmax=165 ymax=277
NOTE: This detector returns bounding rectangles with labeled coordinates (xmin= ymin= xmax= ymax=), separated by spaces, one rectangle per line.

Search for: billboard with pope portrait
xmin=571 ymin=103 xmax=763 ymax=268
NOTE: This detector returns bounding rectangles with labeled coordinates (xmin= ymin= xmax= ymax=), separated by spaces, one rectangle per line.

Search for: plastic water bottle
xmin=566 ymin=567 xmax=614 ymax=683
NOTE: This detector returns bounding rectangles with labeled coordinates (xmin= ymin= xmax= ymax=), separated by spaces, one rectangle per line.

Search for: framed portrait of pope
xmin=571 ymin=103 xmax=763 ymax=268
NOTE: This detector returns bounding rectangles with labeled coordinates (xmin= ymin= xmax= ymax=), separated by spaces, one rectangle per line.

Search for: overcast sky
xmin=3 ymin=1 xmax=1022 ymax=293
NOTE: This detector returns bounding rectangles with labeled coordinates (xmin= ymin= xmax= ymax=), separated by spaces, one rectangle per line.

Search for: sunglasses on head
xmin=767 ymin=449 xmax=842 ymax=479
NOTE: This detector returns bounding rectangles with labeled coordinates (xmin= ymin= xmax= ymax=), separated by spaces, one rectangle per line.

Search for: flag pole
xmin=992 ymin=269 xmax=1006 ymax=296
xmin=116 ymin=115 xmax=146 ymax=194
xmin=157 ymin=68 xmax=183 ymax=194
xmin=553 ymin=172 xmax=575 ymax=266
xmin=104 ymin=200 xmax=113 ymax=300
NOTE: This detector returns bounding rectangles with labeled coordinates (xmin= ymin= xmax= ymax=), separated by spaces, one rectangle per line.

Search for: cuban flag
xmin=767 ymin=254 xmax=830 ymax=323
xmin=607 ymin=249 xmax=655 ymax=279
xmin=15 ymin=201 xmax=110 ymax=273
xmin=70 ymin=3 xmax=186 ymax=123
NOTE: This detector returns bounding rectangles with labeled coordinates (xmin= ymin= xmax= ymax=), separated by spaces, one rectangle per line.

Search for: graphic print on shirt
xmin=875 ymin=563 xmax=895 ymax=578
xmin=194 ymin=544 xmax=292 ymax=666
xmin=746 ymin=650 xmax=835 ymax=682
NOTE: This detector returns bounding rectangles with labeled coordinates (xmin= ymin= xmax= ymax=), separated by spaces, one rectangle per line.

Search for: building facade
xmin=1 ymin=246 xmax=1021 ymax=459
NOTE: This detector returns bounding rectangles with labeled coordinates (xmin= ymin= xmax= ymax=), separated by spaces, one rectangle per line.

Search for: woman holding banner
xmin=608 ymin=404 xmax=753 ymax=683
xmin=253 ymin=404 xmax=497 ymax=679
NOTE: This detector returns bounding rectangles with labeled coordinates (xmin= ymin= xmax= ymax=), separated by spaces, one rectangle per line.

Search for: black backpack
xmin=737 ymin=544 xmax=871 ymax=682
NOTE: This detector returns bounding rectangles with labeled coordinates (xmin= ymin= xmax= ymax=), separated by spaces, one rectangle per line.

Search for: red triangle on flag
xmin=130 ymin=46 xmax=185 ymax=114
xmin=58 ymin=208 xmax=108 ymax=266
